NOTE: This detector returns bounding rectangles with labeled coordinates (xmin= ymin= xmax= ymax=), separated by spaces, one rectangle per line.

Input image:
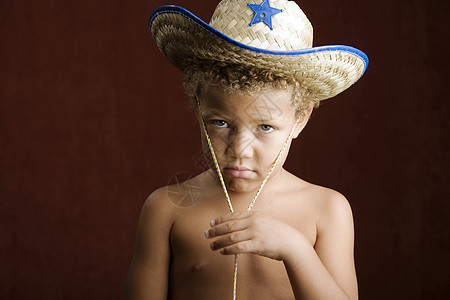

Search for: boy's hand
xmin=204 ymin=211 xmax=306 ymax=261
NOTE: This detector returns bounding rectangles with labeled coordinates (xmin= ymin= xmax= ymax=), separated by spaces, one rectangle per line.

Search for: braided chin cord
xmin=196 ymin=97 xmax=299 ymax=300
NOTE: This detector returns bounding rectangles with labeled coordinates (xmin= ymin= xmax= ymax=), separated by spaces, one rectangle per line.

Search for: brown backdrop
xmin=1 ymin=0 xmax=449 ymax=299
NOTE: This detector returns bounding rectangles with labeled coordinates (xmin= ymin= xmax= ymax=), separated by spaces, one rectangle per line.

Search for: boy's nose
xmin=226 ymin=128 xmax=254 ymax=159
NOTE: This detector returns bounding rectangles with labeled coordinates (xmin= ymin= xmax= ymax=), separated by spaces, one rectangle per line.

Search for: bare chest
xmin=168 ymin=198 xmax=316 ymax=299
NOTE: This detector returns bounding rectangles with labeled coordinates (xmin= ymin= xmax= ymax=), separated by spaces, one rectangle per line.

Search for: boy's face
xmin=198 ymin=86 xmax=308 ymax=194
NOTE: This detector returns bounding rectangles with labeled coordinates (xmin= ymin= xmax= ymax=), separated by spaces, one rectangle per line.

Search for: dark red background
xmin=1 ymin=0 xmax=449 ymax=299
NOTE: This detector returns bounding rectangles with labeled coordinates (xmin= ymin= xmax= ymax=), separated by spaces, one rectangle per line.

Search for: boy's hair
xmin=183 ymin=65 xmax=320 ymax=119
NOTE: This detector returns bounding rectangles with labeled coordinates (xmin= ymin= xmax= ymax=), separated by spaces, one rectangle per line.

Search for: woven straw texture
xmin=150 ymin=0 xmax=367 ymax=101
xmin=210 ymin=0 xmax=313 ymax=50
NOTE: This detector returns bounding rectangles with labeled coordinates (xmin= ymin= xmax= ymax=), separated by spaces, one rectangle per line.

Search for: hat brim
xmin=149 ymin=5 xmax=369 ymax=101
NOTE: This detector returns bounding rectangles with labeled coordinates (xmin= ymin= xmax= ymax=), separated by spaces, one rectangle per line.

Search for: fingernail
xmin=220 ymin=249 xmax=225 ymax=254
xmin=210 ymin=242 xmax=215 ymax=250
xmin=204 ymin=230 xmax=210 ymax=238
xmin=210 ymin=219 xmax=215 ymax=227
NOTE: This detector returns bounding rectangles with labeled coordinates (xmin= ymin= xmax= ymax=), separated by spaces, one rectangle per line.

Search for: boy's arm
xmin=283 ymin=192 xmax=357 ymax=300
xmin=124 ymin=188 xmax=175 ymax=300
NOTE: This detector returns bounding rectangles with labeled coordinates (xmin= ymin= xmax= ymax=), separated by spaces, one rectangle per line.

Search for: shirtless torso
xmin=124 ymin=168 xmax=356 ymax=299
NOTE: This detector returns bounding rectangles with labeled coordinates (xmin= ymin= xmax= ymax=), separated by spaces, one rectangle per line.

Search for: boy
xmin=124 ymin=0 xmax=368 ymax=299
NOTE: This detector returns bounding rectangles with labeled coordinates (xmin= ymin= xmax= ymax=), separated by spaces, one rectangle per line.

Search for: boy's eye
xmin=211 ymin=120 xmax=229 ymax=128
xmin=258 ymin=124 xmax=274 ymax=132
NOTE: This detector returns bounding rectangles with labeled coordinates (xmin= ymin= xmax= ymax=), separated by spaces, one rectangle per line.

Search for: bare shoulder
xmin=143 ymin=185 xmax=176 ymax=212
xmin=306 ymin=183 xmax=352 ymax=220
xmin=138 ymin=186 xmax=180 ymax=229
xmin=286 ymin=172 xmax=355 ymax=248
xmin=283 ymin=170 xmax=353 ymax=227
xmin=139 ymin=170 xmax=213 ymax=222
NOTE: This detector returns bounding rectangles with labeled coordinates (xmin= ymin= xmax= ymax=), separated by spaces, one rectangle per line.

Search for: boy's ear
xmin=293 ymin=108 xmax=313 ymax=139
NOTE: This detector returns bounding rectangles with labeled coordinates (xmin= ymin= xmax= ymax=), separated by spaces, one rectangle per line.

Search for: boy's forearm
xmin=281 ymin=234 xmax=355 ymax=300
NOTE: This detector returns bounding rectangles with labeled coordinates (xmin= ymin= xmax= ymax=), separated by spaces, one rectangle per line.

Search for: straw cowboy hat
xmin=149 ymin=0 xmax=368 ymax=101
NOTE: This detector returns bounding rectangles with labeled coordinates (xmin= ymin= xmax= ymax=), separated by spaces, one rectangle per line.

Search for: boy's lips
xmin=224 ymin=166 xmax=254 ymax=179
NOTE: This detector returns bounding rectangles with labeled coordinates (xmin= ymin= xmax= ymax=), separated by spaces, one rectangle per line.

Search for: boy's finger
xmin=210 ymin=211 xmax=252 ymax=227
xmin=205 ymin=218 xmax=250 ymax=238
xmin=209 ymin=231 xmax=252 ymax=250
xmin=218 ymin=240 xmax=255 ymax=255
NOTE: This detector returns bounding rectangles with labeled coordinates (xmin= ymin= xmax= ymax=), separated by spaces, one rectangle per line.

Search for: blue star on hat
xmin=247 ymin=0 xmax=283 ymax=30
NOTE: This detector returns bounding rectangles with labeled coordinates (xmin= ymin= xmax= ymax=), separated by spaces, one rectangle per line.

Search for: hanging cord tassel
xmin=196 ymin=97 xmax=299 ymax=300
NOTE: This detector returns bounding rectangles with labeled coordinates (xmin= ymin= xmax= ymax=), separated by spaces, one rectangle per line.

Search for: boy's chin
xmin=225 ymin=177 xmax=261 ymax=194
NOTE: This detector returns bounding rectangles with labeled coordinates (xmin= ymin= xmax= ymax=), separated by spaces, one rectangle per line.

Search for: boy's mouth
xmin=224 ymin=166 xmax=254 ymax=179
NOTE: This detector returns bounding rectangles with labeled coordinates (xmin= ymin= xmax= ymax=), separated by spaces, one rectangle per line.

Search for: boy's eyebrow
xmin=247 ymin=114 xmax=284 ymax=123
xmin=201 ymin=106 xmax=288 ymax=123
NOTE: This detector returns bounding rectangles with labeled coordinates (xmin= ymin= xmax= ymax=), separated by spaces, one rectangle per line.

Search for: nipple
xmin=190 ymin=262 xmax=204 ymax=273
